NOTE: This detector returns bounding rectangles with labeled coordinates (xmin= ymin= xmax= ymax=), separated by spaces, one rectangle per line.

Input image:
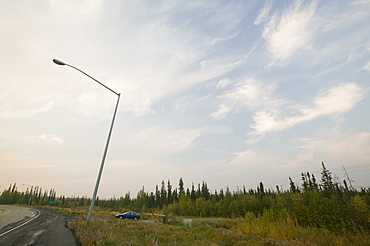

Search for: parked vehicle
xmin=115 ymin=211 xmax=140 ymax=220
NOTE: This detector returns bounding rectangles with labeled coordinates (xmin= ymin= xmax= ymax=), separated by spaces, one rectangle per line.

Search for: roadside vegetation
xmin=1 ymin=162 xmax=369 ymax=245
xmin=66 ymin=216 xmax=369 ymax=246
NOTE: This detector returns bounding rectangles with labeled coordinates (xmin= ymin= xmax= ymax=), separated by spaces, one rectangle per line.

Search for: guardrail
xmin=145 ymin=213 xmax=168 ymax=223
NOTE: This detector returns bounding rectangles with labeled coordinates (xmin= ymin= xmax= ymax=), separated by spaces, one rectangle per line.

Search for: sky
xmin=1 ymin=0 xmax=369 ymax=199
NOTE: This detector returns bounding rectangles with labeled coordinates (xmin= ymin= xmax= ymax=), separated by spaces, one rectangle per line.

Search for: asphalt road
xmin=0 ymin=205 xmax=78 ymax=246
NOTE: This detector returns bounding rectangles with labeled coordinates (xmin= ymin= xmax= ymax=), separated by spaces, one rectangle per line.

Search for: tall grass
xmin=69 ymin=220 xmax=222 ymax=246
xmin=238 ymin=212 xmax=370 ymax=246
xmin=45 ymin=206 xmax=369 ymax=246
xmin=68 ymin=218 xmax=316 ymax=246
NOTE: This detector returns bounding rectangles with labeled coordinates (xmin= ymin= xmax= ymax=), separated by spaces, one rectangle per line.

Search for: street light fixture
xmin=53 ymin=58 xmax=120 ymax=224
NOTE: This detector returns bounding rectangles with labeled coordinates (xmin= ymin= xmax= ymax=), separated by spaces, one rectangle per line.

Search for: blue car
xmin=115 ymin=211 xmax=140 ymax=220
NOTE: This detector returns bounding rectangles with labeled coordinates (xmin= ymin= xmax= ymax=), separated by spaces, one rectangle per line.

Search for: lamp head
xmin=53 ymin=59 xmax=66 ymax=66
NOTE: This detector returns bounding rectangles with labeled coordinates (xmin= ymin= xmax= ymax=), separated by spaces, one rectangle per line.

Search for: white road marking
xmin=0 ymin=209 xmax=41 ymax=237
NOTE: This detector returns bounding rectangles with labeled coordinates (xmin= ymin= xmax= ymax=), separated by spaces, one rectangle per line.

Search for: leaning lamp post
xmin=53 ymin=58 xmax=120 ymax=224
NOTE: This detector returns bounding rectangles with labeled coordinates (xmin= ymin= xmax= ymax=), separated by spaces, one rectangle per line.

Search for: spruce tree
xmin=167 ymin=180 xmax=172 ymax=204
xmin=178 ymin=177 xmax=184 ymax=195
xmin=320 ymin=162 xmax=334 ymax=196
xmin=289 ymin=177 xmax=298 ymax=193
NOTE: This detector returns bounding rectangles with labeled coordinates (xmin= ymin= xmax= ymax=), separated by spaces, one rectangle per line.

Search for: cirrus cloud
xmin=262 ymin=0 xmax=319 ymax=66
xmin=250 ymin=83 xmax=366 ymax=137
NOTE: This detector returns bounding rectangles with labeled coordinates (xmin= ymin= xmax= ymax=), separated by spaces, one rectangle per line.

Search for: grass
xmin=237 ymin=212 xmax=370 ymax=246
xmin=68 ymin=219 xmax=306 ymax=246
xmin=43 ymin=206 xmax=370 ymax=246
xmin=68 ymin=217 xmax=370 ymax=246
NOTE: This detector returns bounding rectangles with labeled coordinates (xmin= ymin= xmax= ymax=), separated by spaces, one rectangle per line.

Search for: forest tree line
xmin=1 ymin=162 xmax=369 ymax=232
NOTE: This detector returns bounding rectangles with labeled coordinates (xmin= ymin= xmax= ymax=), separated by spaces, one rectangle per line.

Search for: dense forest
xmin=1 ymin=162 xmax=369 ymax=232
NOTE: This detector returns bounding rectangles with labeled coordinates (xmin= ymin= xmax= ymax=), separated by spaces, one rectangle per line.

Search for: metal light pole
xmin=53 ymin=58 xmax=120 ymax=224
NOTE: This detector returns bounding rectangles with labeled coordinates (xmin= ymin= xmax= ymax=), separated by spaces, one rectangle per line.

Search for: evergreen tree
xmin=301 ymin=172 xmax=319 ymax=192
xmin=136 ymin=186 xmax=148 ymax=210
xmin=301 ymin=172 xmax=308 ymax=191
xmin=190 ymin=183 xmax=196 ymax=201
xmin=0 ymin=187 xmax=11 ymax=204
xmin=289 ymin=177 xmax=298 ymax=193
xmin=257 ymin=182 xmax=265 ymax=198
xmin=311 ymin=174 xmax=319 ymax=190
xmin=178 ymin=177 xmax=184 ymax=195
xmin=196 ymin=183 xmax=201 ymax=199
xmin=167 ymin=180 xmax=172 ymax=204
xmin=155 ymin=185 xmax=161 ymax=207
xmin=148 ymin=192 xmax=155 ymax=208
xmin=172 ymin=189 xmax=178 ymax=203
xmin=122 ymin=192 xmax=131 ymax=208
xmin=201 ymin=181 xmax=210 ymax=200
xmin=160 ymin=180 xmax=167 ymax=206
xmin=219 ymin=188 xmax=225 ymax=201
xmin=186 ymin=188 xmax=191 ymax=197
xmin=320 ymin=162 xmax=334 ymax=196
xmin=213 ymin=190 xmax=219 ymax=202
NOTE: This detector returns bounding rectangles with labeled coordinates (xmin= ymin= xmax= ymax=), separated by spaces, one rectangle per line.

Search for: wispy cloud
xmin=48 ymin=0 xmax=103 ymax=20
xmin=1 ymin=132 xmax=64 ymax=146
xmin=226 ymin=128 xmax=370 ymax=184
xmin=38 ymin=134 xmax=64 ymax=145
xmin=216 ymin=78 xmax=232 ymax=90
xmin=21 ymin=134 xmax=64 ymax=146
xmin=1 ymin=0 xmax=369 ymax=197
xmin=0 ymin=101 xmax=55 ymax=119
xmin=363 ymin=43 xmax=370 ymax=71
xmin=132 ymin=126 xmax=205 ymax=156
xmin=320 ymin=7 xmax=369 ymax=33
xmin=350 ymin=0 xmax=370 ymax=6
xmin=250 ymin=83 xmax=366 ymax=137
xmin=254 ymin=0 xmax=273 ymax=25
xmin=210 ymin=77 xmax=281 ymax=120
xmin=211 ymin=80 xmax=366 ymax=142
xmin=364 ymin=62 xmax=370 ymax=71
xmin=295 ymin=129 xmax=370 ymax=166
xmin=210 ymin=104 xmax=233 ymax=120
xmin=98 ymin=1 xmax=248 ymax=117
xmin=262 ymin=0 xmax=318 ymax=66
xmin=206 ymin=31 xmax=241 ymax=46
